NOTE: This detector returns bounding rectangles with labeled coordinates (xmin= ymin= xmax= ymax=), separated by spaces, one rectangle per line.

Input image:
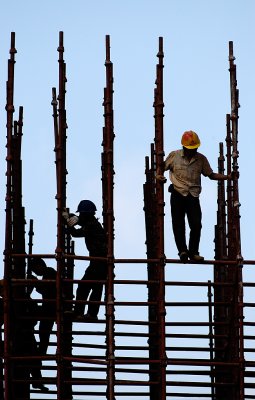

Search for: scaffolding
xmin=1 ymin=32 xmax=254 ymax=400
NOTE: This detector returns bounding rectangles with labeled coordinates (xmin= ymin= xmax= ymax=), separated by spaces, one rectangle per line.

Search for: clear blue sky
xmin=0 ymin=0 xmax=254 ymax=294
xmin=0 ymin=0 xmax=254 ymax=261
xmin=0 ymin=0 xmax=255 ymax=258
xmin=0 ymin=1 xmax=254 ymax=398
xmin=0 ymin=1 xmax=254 ymax=287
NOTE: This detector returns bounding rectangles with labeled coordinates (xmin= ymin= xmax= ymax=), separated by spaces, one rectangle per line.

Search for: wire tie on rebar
xmin=232 ymin=151 xmax=239 ymax=158
xmin=234 ymin=201 xmax=241 ymax=207
xmin=10 ymin=47 xmax=17 ymax=54
xmin=5 ymin=105 xmax=15 ymax=112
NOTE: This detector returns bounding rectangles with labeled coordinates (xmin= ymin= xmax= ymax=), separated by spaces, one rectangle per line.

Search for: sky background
xmin=0 ymin=1 xmax=254 ymax=398
xmin=0 ymin=0 xmax=254 ymax=262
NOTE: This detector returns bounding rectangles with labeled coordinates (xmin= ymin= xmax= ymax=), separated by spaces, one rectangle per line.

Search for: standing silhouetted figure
xmin=63 ymin=200 xmax=107 ymax=321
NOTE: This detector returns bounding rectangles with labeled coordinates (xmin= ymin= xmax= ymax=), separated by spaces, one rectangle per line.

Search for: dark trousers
xmin=170 ymin=189 xmax=202 ymax=256
xmin=38 ymin=309 xmax=55 ymax=354
xmin=29 ymin=336 xmax=43 ymax=381
xmin=74 ymin=262 xmax=107 ymax=317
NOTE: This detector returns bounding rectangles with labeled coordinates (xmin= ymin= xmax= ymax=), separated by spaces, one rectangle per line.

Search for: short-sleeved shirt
xmin=164 ymin=149 xmax=213 ymax=197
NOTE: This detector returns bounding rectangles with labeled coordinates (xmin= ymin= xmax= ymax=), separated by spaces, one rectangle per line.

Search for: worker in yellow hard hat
xmin=157 ymin=130 xmax=238 ymax=262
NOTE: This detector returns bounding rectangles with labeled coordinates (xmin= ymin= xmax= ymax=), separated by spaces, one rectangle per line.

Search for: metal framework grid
xmin=1 ymin=32 xmax=254 ymax=400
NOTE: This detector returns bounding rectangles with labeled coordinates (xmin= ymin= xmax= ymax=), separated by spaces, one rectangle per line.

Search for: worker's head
xmin=30 ymin=258 xmax=47 ymax=276
xmin=76 ymin=200 xmax=97 ymax=225
xmin=76 ymin=200 xmax=97 ymax=215
xmin=181 ymin=131 xmax=200 ymax=150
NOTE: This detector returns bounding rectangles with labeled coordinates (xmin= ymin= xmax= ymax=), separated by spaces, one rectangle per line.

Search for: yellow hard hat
xmin=181 ymin=131 xmax=201 ymax=149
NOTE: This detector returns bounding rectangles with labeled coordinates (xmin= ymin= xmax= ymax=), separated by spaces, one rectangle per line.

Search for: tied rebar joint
xmin=236 ymin=254 xmax=243 ymax=263
xmin=156 ymin=150 xmax=165 ymax=157
xmin=157 ymin=50 xmax=164 ymax=58
xmin=231 ymin=111 xmax=238 ymax=119
xmin=154 ymin=100 xmax=165 ymax=107
xmin=232 ymin=151 xmax=239 ymax=159
xmin=159 ymin=308 xmax=167 ymax=317
xmin=159 ymin=256 xmax=166 ymax=265
xmin=55 ymin=250 xmax=64 ymax=259
xmin=9 ymin=47 xmax=17 ymax=55
xmin=161 ymin=353 xmax=168 ymax=366
xmin=5 ymin=105 xmax=15 ymax=112
xmin=234 ymin=201 xmax=241 ymax=208
xmin=107 ymin=256 xmax=114 ymax=264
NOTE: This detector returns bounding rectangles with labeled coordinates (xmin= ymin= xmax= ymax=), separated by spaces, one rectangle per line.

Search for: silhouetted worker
xmin=29 ymin=258 xmax=56 ymax=354
xmin=62 ymin=200 xmax=107 ymax=321
xmin=17 ymin=287 xmax=48 ymax=392
xmin=157 ymin=131 xmax=238 ymax=262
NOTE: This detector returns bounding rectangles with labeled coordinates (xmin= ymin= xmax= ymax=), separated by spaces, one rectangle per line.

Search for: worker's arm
xmin=156 ymin=161 xmax=167 ymax=182
xmin=62 ymin=208 xmax=79 ymax=227
xmin=156 ymin=172 xmax=167 ymax=182
xmin=68 ymin=226 xmax=85 ymax=238
xmin=209 ymin=171 xmax=239 ymax=181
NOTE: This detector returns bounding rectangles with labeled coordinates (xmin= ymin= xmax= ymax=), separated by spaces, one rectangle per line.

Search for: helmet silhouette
xmin=181 ymin=131 xmax=200 ymax=149
xmin=76 ymin=200 xmax=97 ymax=214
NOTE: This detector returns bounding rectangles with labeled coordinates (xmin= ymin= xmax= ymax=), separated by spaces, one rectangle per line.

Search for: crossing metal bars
xmin=2 ymin=33 xmax=253 ymax=400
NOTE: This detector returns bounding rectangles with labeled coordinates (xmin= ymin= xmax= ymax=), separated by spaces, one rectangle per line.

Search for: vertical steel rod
xmin=154 ymin=37 xmax=166 ymax=400
xmin=102 ymin=34 xmax=116 ymax=400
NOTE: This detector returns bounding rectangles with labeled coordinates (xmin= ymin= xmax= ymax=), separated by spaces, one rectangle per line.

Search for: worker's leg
xmin=87 ymin=263 xmax=107 ymax=317
xmin=38 ymin=318 xmax=55 ymax=354
xmin=74 ymin=265 xmax=93 ymax=316
xmin=29 ymin=334 xmax=49 ymax=391
xmin=87 ymin=283 xmax=104 ymax=317
xmin=170 ymin=189 xmax=188 ymax=255
xmin=186 ymin=194 xmax=202 ymax=256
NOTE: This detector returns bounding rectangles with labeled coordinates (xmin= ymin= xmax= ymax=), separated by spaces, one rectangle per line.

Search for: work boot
xmin=64 ymin=310 xmax=76 ymax=319
xmin=179 ymin=251 xmax=189 ymax=263
xmin=74 ymin=314 xmax=98 ymax=322
xmin=189 ymin=254 xmax=204 ymax=262
xmin=32 ymin=383 xmax=49 ymax=392
xmin=64 ymin=310 xmax=74 ymax=316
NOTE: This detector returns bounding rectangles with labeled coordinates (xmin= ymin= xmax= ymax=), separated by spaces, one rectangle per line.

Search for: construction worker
xmin=157 ymin=131 xmax=238 ymax=262
xmin=14 ymin=284 xmax=49 ymax=392
xmin=62 ymin=200 xmax=107 ymax=321
xmin=29 ymin=258 xmax=56 ymax=354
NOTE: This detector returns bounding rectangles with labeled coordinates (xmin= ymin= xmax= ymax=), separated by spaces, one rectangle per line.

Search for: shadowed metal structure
xmin=1 ymin=32 xmax=254 ymax=400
